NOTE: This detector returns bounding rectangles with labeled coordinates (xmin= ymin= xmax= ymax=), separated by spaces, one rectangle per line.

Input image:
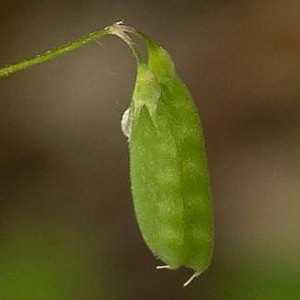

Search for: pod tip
xmin=183 ymin=272 xmax=201 ymax=287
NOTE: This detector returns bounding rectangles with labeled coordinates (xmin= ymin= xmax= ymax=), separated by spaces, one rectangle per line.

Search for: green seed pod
xmin=125 ymin=38 xmax=213 ymax=286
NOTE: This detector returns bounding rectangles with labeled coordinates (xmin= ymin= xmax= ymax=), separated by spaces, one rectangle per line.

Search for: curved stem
xmin=117 ymin=25 xmax=155 ymax=49
xmin=107 ymin=22 xmax=143 ymax=63
xmin=0 ymin=21 xmax=144 ymax=79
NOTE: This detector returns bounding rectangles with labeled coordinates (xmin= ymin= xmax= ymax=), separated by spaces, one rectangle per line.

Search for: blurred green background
xmin=0 ymin=0 xmax=299 ymax=299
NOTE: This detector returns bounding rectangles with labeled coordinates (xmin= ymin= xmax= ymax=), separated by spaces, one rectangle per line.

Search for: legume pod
xmin=125 ymin=38 xmax=213 ymax=285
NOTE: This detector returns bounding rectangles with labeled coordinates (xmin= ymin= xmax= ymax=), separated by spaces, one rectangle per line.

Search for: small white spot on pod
xmin=121 ymin=108 xmax=131 ymax=139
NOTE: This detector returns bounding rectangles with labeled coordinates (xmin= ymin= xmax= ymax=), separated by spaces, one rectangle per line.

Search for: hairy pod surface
xmin=128 ymin=40 xmax=213 ymax=275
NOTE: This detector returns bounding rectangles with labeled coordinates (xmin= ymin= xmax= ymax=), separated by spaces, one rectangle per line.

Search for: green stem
xmin=0 ymin=21 xmax=145 ymax=79
xmin=0 ymin=25 xmax=113 ymax=78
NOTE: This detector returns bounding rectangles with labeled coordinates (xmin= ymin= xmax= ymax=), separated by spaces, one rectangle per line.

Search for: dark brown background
xmin=0 ymin=0 xmax=299 ymax=299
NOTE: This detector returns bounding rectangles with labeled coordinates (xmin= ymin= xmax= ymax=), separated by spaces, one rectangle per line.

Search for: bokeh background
xmin=0 ymin=0 xmax=299 ymax=299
